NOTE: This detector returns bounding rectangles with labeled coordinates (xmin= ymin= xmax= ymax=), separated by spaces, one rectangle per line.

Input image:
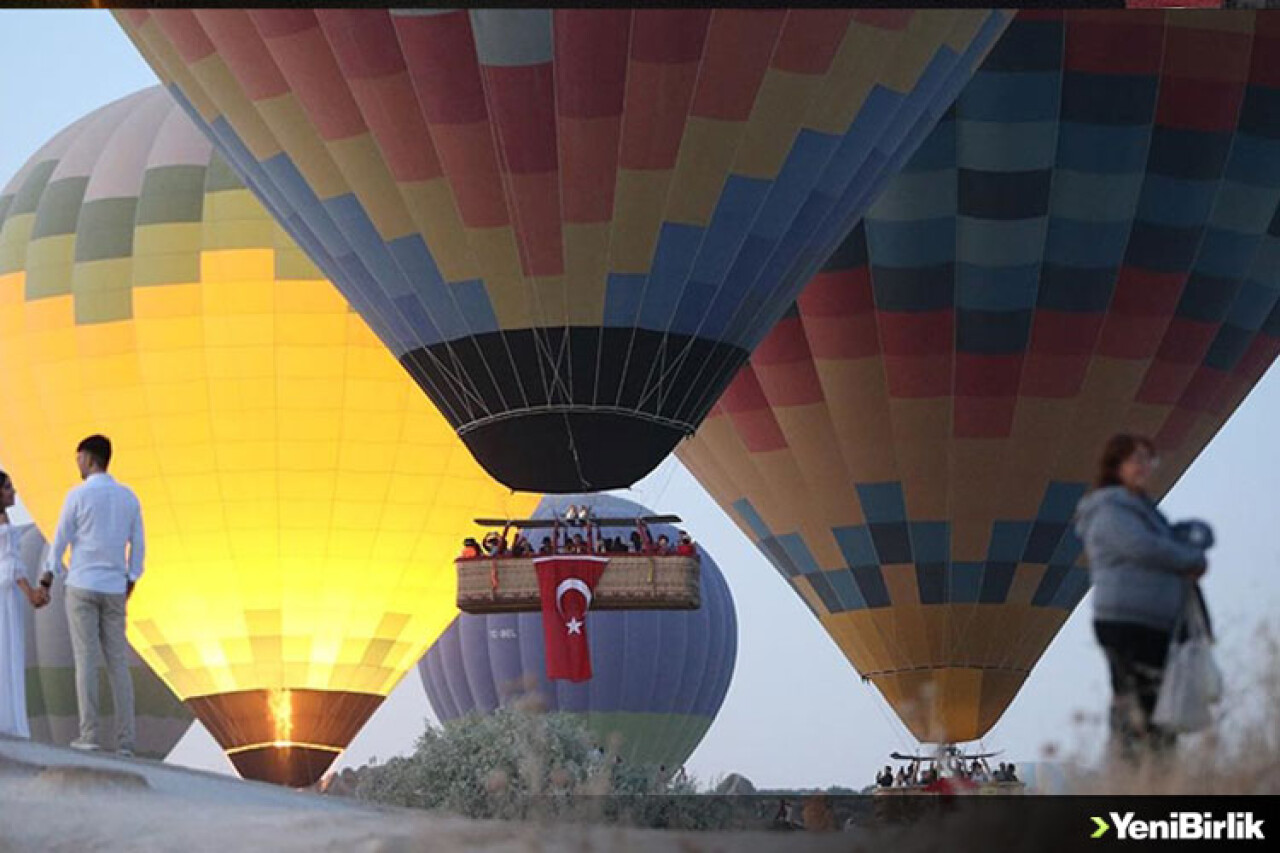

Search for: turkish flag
xmin=534 ymin=555 xmax=608 ymax=682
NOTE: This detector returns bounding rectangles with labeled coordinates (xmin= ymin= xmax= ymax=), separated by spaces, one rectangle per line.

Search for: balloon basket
xmin=457 ymin=554 xmax=701 ymax=613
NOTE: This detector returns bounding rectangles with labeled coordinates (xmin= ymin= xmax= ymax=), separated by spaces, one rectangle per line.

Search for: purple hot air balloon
xmin=420 ymin=494 xmax=736 ymax=767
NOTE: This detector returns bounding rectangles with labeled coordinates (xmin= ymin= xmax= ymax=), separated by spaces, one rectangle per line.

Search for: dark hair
xmin=0 ymin=470 xmax=9 ymax=492
xmin=1095 ymin=434 xmax=1155 ymax=488
xmin=77 ymin=434 xmax=112 ymax=470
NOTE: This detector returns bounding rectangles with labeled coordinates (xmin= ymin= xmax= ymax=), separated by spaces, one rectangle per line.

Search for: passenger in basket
xmin=675 ymin=531 xmax=695 ymax=556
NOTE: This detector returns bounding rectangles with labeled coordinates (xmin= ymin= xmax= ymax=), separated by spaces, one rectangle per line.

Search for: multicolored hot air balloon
xmin=0 ymin=87 xmax=538 ymax=786
xmin=679 ymin=8 xmax=1280 ymax=744
xmin=114 ymin=8 xmax=1012 ymax=493
xmin=420 ymin=494 xmax=736 ymax=768
xmin=15 ymin=523 xmax=192 ymax=758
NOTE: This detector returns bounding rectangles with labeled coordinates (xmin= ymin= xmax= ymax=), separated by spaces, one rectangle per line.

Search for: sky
xmin=2 ymin=11 xmax=1278 ymax=791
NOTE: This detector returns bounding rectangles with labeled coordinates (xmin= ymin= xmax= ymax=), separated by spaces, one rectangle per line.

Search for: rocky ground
xmin=0 ymin=737 xmax=855 ymax=853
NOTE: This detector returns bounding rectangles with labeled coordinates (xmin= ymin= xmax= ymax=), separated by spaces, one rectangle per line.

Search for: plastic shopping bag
xmin=1152 ymin=593 xmax=1222 ymax=733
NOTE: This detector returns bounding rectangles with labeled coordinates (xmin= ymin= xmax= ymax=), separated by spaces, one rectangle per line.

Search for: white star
xmin=565 ymin=617 xmax=583 ymax=635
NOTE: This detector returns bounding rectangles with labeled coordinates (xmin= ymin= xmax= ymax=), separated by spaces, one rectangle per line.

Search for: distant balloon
xmin=679 ymin=8 xmax=1280 ymax=743
xmin=114 ymin=8 xmax=1012 ymax=493
xmin=420 ymin=494 xmax=737 ymax=767
xmin=17 ymin=524 xmax=192 ymax=759
xmin=0 ymin=87 xmax=538 ymax=787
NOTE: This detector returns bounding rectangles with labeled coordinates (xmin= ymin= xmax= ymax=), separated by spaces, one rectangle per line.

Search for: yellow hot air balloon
xmin=0 ymin=87 xmax=538 ymax=786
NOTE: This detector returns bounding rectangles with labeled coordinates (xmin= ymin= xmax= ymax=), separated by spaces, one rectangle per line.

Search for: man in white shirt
xmin=39 ymin=434 xmax=145 ymax=756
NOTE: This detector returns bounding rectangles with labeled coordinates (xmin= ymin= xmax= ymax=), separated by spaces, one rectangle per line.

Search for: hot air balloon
xmin=421 ymin=494 xmax=736 ymax=768
xmin=678 ymin=8 xmax=1280 ymax=744
xmin=0 ymin=87 xmax=539 ymax=787
xmin=15 ymin=523 xmax=192 ymax=758
xmin=113 ymin=8 xmax=1012 ymax=493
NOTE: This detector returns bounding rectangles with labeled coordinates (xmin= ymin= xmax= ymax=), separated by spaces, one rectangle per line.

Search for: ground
xmin=0 ymin=736 xmax=854 ymax=852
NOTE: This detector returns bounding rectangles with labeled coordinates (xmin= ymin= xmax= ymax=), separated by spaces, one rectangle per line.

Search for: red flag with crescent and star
xmin=534 ymin=555 xmax=608 ymax=681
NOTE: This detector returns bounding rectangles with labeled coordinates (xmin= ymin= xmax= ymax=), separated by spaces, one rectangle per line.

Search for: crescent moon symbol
xmin=555 ymin=578 xmax=593 ymax=617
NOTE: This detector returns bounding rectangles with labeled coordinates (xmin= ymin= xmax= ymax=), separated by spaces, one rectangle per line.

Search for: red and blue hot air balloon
xmin=114 ymin=8 xmax=1012 ymax=492
xmin=679 ymin=7 xmax=1280 ymax=744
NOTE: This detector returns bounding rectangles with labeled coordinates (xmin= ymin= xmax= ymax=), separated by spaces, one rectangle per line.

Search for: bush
xmin=351 ymin=705 xmax=734 ymax=828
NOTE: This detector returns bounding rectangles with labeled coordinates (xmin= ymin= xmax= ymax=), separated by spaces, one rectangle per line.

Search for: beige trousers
xmin=66 ymin=586 xmax=135 ymax=750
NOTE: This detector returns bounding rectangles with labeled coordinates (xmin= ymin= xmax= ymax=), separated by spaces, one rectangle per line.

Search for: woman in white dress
xmin=1 ymin=470 xmax=47 ymax=738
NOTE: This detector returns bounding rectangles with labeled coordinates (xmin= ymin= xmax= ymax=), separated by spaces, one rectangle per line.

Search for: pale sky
xmin=2 ymin=11 xmax=1277 ymax=790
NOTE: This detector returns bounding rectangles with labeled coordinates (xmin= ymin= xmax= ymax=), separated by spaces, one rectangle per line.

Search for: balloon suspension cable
xmin=563 ymin=410 xmax=593 ymax=494
xmin=865 ymin=676 xmax=914 ymax=756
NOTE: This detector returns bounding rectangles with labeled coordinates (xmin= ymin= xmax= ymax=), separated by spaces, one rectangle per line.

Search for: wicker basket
xmin=456 ymin=554 xmax=701 ymax=614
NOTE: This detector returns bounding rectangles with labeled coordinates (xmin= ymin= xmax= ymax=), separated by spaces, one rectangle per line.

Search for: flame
xmin=268 ymin=689 xmax=293 ymax=747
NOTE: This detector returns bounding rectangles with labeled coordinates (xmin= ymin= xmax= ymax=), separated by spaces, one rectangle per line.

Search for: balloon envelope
xmin=0 ymin=87 xmax=539 ymax=786
xmin=679 ymin=8 xmax=1280 ymax=743
xmin=16 ymin=524 xmax=192 ymax=758
xmin=114 ymin=8 xmax=1012 ymax=493
xmin=420 ymin=493 xmax=737 ymax=767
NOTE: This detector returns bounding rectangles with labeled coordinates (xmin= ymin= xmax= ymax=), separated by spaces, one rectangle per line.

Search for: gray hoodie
xmin=1074 ymin=486 xmax=1205 ymax=632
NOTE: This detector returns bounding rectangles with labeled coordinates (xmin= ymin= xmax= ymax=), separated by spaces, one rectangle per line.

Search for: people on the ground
xmin=1 ymin=471 xmax=50 ymax=739
xmin=1075 ymin=434 xmax=1210 ymax=762
xmin=773 ymin=798 xmax=798 ymax=830
xmin=40 ymin=435 xmax=145 ymax=756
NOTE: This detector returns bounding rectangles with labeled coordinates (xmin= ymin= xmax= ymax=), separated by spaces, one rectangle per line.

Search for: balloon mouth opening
xmin=186 ymin=689 xmax=384 ymax=787
xmin=866 ymin=666 xmax=1031 ymax=744
xmin=224 ymin=742 xmax=344 ymax=789
xmin=460 ymin=410 xmax=690 ymax=493
xmin=399 ymin=330 xmax=749 ymax=493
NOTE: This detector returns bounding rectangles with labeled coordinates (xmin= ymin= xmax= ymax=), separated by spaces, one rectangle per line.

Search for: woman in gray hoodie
xmin=1074 ymin=434 xmax=1207 ymax=758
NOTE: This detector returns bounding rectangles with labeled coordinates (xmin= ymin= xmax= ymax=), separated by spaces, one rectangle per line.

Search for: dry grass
xmin=1055 ymin=625 xmax=1280 ymax=795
